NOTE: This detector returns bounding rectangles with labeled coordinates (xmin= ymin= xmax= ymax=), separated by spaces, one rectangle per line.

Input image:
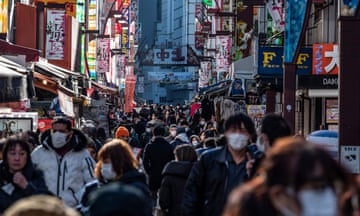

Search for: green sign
xmin=203 ymin=0 xmax=212 ymax=6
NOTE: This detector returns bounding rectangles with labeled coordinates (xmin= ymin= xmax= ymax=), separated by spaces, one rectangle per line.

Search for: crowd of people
xmin=0 ymin=103 xmax=359 ymax=216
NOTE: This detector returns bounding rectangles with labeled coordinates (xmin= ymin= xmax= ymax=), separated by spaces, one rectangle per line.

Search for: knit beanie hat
xmin=115 ymin=126 xmax=130 ymax=138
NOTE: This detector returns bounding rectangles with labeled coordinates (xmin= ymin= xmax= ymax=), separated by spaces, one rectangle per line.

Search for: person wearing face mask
xmin=183 ymin=113 xmax=257 ymax=216
xmin=222 ymin=137 xmax=352 ymax=216
xmin=165 ymin=124 xmax=178 ymax=143
xmin=76 ymin=139 xmax=153 ymax=215
xmin=31 ymin=118 xmax=96 ymax=208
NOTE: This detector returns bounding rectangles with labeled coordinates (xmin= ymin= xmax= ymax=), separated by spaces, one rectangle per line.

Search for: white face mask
xmin=226 ymin=133 xmax=248 ymax=150
xmin=146 ymin=128 xmax=151 ymax=133
xmin=298 ymin=187 xmax=338 ymax=216
xmin=170 ymin=131 xmax=177 ymax=137
xmin=192 ymin=141 xmax=199 ymax=146
xmin=51 ymin=132 xmax=68 ymax=148
xmin=101 ymin=163 xmax=117 ymax=181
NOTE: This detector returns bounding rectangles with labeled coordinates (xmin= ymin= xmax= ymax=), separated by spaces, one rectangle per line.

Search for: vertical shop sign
xmin=313 ymin=44 xmax=339 ymax=75
xmin=216 ymin=35 xmax=231 ymax=72
xmin=199 ymin=61 xmax=211 ymax=88
xmin=96 ymin=38 xmax=110 ymax=73
xmin=0 ymin=0 xmax=8 ymax=33
xmin=88 ymin=39 xmax=97 ymax=79
xmin=88 ymin=0 xmax=97 ymax=30
xmin=46 ymin=10 xmax=65 ymax=60
xmin=124 ymin=74 xmax=136 ymax=113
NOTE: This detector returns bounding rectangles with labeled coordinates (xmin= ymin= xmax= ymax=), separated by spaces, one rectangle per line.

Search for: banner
xmin=284 ymin=0 xmax=309 ymax=63
xmin=235 ymin=1 xmax=253 ymax=60
xmin=0 ymin=0 xmax=8 ymax=33
xmin=266 ymin=0 xmax=285 ymax=32
xmin=96 ymin=38 xmax=110 ymax=73
xmin=312 ymin=44 xmax=339 ymax=75
xmin=88 ymin=0 xmax=97 ymax=30
xmin=46 ymin=10 xmax=65 ymax=60
xmin=112 ymin=55 xmax=126 ymax=86
xmin=57 ymin=90 xmax=74 ymax=117
xmin=216 ymin=35 xmax=231 ymax=73
xmin=124 ymin=74 xmax=136 ymax=113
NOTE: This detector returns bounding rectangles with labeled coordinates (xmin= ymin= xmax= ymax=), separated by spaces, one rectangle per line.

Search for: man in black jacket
xmin=182 ymin=113 xmax=257 ymax=216
xmin=142 ymin=124 xmax=174 ymax=200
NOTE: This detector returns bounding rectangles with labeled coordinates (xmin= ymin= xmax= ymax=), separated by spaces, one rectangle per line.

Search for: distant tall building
xmin=137 ymin=0 xmax=200 ymax=105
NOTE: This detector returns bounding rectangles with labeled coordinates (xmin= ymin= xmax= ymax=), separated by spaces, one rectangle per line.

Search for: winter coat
xmin=182 ymin=146 xmax=249 ymax=216
xmin=0 ymin=161 xmax=51 ymax=213
xmin=170 ymin=133 xmax=190 ymax=148
xmin=79 ymin=169 xmax=153 ymax=216
xmin=159 ymin=161 xmax=194 ymax=216
xmin=143 ymin=136 xmax=174 ymax=191
xmin=31 ymin=128 xmax=96 ymax=208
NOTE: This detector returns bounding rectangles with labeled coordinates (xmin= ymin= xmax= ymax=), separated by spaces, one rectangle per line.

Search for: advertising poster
xmin=326 ymin=99 xmax=339 ymax=124
xmin=266 ymin=0 xmax=285 ymax=32
xmin=341 ymin=146 xmax=360 ymax=173
xmin=247 ymin=105 xmax=266 ymax=128
xmin=46 ymin=10 xmax=66 ymax=60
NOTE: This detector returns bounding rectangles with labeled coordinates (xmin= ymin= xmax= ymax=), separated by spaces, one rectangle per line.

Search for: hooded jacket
xmin=31 ymin=128 xmax=96 ymax=208
xmin=159 ymin=161 xmax=194 ymax=216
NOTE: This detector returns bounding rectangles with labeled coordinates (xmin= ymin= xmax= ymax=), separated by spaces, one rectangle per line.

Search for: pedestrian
xmin=3 ymin=195 xmax=80 ymax=216
xmin=88 ymin=182 xmax=152 ymax=216
xmin=256 ymin=113 xmax=292 ymax=153
xmin=170 ymin=126 xmax=190 ymax=148
xmin=0 ymin=137 xmax=51 ymax=213
xmin=222 ymin=137 xmax=352 ymax=216
xmin=31 ymin=117 xmax=96 ymax=208
xmin=77 ymin=139 xmax=152 ymax=215
xmin=115 ymin=126 xmax=142 ymax=159
xmin=165 ymin=124 xmax=177 ymax=143
xmin=247 ymin=113 xmax=292 ymax=177
xmin=143 ymin=124 xmax=174 ymax=200
xmin=159 ymin=144 xmax=198 ymax=216
xmin=182 ymin=113 xmax=257 ymax=216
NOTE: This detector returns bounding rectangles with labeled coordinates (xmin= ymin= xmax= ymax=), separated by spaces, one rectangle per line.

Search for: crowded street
xmin=1 ymin=0 xmax=360 ymax=215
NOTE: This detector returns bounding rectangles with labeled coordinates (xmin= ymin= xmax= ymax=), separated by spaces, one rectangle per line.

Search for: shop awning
xmin=91 ymin=81 xmax=118 ymax=95
xmin=0 ymin=40 xmax=40 ymax=62
xmin=0 ymin=64 xmax=28 ymax=103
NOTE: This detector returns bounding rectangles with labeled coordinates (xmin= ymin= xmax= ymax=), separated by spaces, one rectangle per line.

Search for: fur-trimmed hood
xmin=39 ymin=128 xmax=88 ymax=152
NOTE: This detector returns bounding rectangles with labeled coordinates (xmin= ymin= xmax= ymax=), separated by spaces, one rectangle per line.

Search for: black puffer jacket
xmin=159 ymin=161 xmax=194 ymax=216
xmin=0 ymin=161 xmax=51 ymax=213
xmin=143 ymin=137 xmax=174 ymax=191
xmin=182 ymin=146 xmax=249 ymax=216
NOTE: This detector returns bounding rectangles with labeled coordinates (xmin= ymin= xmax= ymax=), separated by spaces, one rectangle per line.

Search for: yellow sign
xmin=0 ymin=0 xmax=8 ymax=33
xmin=34 ymin=0 xmax=77 ymax=17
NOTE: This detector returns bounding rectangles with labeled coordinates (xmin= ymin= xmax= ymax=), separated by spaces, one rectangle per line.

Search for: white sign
xmin=46 ymin=10 xmax=66 ymax=60
xmin=58 ymin=90 xmax=75 ymax=118
xmin=340 ymin=146 xmax=360 ymax=173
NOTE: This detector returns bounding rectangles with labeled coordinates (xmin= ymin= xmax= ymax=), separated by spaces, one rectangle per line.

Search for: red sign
xmin=313 ymin=44 xmax=339 ymax=75
xmin=38 ymin=118 xmax=74 ymax=132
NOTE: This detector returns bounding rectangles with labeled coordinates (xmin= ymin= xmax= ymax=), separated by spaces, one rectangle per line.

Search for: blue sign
xmin=284 ymin=0 xmax=309 ymax=63
xmin=258 ymin=46 xmax=312 ymax=76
